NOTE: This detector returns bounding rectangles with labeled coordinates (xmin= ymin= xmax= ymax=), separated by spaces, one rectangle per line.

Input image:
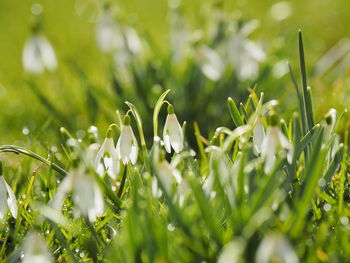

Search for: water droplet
xmin=323 ymin=203 xmax=331 ymax=211
xmin=340 ymin=216 xmax=349 ymax=226
xmin=318 ymin=178 xmax=326 ymax=187
xmin=167 ymin=223 xmax=175 ymax=232
xmin=22 ymin=127 xmax=30 ymax=135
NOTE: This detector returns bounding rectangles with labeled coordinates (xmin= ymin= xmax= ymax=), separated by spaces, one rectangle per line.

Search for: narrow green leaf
xmin=227 ymin=97 xmax=244 ymax=126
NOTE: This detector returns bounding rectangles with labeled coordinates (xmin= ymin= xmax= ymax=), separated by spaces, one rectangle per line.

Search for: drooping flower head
xmin=94 ymin=128 xmax=119 ymax=179
xmin=0 ymin=161 xmax=18 ymax=221
xmin=255 ymin=234 xmax=299 ymax=263
xmin=22 ymin=21 xmax=57 ymax=75
xmin=52 ymin=168 xmax=104 ymax=222
xmin=163 ymin=104 xmax=184 ymax=153
xmin=23 ymin=232 xmax=53 ymax=263
xmin=261 ymin=112 xmax=293 ymax=173
xmin=116 ymin=115 xmax=138 ymax=165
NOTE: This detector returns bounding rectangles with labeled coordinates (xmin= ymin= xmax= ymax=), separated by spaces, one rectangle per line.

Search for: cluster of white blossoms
xmin=95 ymin=103 xmax=184 ymax=177
xmin=95 ymin=7 xmax=145 ymax=83
xmin=46 ymin=100 xmax=185 ymax=227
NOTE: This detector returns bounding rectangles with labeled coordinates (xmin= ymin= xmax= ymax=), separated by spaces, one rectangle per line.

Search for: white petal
xmin=39 ymin=36 xmax=57 ymax=71
xmin=256 ymin=234 xmax=299 ymax=263
xmin=278 ymin=130 xmax=293 ymax=163
xmin=103 ymin=157 xmax=116 ymax=179
xmin=23 ymin=232 xmax=53 ymax=263
xmin=51 ymin=175 xmax=73 ymax=210
xmin=94 ymin=140 xmax=106 ymax=169
xmin=197 ymin=45 xmax=224 ymax=81
xmin=125 ymin=26 xmax=143 ymax=54
xmin=0 ymin=178 xmax=7 ymax=221
xmin=218 ymin=240 xmax=244 ymax=263
xmin=118 ymin=126 xmax=135 ymax=164
xmin=163 ymin=116 xmax=172 ymax=153
xmin=87 ymin=143 xmax=101 ymax=167
xmin=4 ymin=180 xmax=17 ymax=219
xmin=96 ymin=11 xmax=121 ymax=52
xmin=22 ymin=36 xmax=44 ymax=74
xmin=88 ymin=183 xmax=104 ymax=222
xmin=167 ymin=114 xmax=184 ymax=153
xmin=130 ymin=131 xmax=138 ymax=165
xmin=253 ymin=118 xmax=265 ymax=155
xmin=261 ymin=128 xmax=277 ymax=173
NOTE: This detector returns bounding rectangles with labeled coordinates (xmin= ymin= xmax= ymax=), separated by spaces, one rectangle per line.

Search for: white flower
xmin=52 ymin=169 xmax=104 ymax=222
xmin=163 ymin=105 xmax=184 ymax=153
xmin=95 ymin=9 xmax=124 ymax=53
xmin=217 ymin=240 xmax=245 ymax=263
xmin=253 ymin=117 xmax=265 ymax=155
xmin=196 ymin=45 xmax=224 ymax=81
xmin=228 ymin=30 xmax=265 ymax=81
xmin=0 ymin=176 xmax=18 ymax=221
xmin=124 ymin=26 xmax=143 ymax=55
xmin=22 ymin=34 xmax=57 ymax=74
xmin=23 ymin=232 xmax=53 ymax=263
xmin=324 ymin=108 xmax=337 ymax=139
xmin=261 ymin=124 xmax=293 ymax=173
xmin=255 ymin=234 xmax=299 ymax=263
xmin=116 ymin=116 xmax=138 ymax=165
xmin=95 ymin=133 xmax=119 ymax=179
xmin=156 ymin=160 xmax=182 ymax=195
xmin=73 ymin=172 xmax=104 ymax=222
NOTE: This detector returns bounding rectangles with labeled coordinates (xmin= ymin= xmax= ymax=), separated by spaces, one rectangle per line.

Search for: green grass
xmin=0 ymin=1 xmax=350 ymax=262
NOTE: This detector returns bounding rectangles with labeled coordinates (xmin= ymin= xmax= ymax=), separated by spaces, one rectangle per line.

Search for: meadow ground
xmin=0 ymin=0 xmax=349 ymax=262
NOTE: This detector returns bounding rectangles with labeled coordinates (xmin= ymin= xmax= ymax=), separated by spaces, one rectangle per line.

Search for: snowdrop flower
xmin=116 ymin=115 xmax=138 ymax=165
xmin=255 ymin=234 xmax=299 ymax=263
xmin=124 ymin=26 xmax=143 ymax=55
xmin=261 ymin=113 xmax=293 ymax=173
xmin=52 ymin=169 xmax=104 ymax=222
xmin=163 ymin=104 xmax=184 ymax=153
xmin=203 ymin=146 xmax=230 ymax=195
xmin=95 ymin=8 xmax=122 ymax=53
xmin=324 ymin=109 xmax=340 ymax=161
xmin=22 ymin=34 xmax=57 ymax=74
xmin=228 ymin=29 xmax=265 ymax=81
xmin=94 ymin=128 xmax=119 ymax=179
xmin=196 ymin=45 xmax=224 ymax=81
xmin=156 ymin=159 xmax=182 ymax=195
xmin=217 ymin=240 xmax=245 ymax=263
xmin=324 ymin=108 xmax=337 ymax=139
xmin=23 ymin=232 xmax=53 ymax=263
xmin=0 ymin=162 xmax=17 ymax=221
xmin=253 ymin=117 xmax=265 ymax=156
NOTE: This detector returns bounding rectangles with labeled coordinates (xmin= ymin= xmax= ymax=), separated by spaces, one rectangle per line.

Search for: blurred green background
xmin=1 ymin=0 xmax=350 ymax=146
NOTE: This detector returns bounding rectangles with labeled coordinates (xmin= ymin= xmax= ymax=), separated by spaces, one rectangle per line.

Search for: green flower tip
xmin=106 ymin=128 xmax=113 ymax=138
xmin=123 ymin=115 xmax=131 ymax=126
xmin=268 ymin=111 xmax=279 ymax=127
xmin=167 ymin=104 xmax=174 ymax=115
